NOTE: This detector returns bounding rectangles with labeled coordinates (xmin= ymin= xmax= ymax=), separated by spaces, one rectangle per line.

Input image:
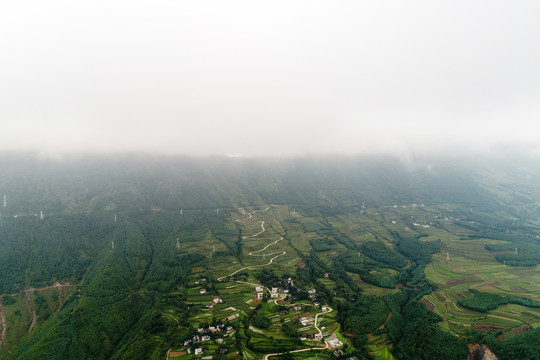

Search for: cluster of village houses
xmin=188 ymin=276 xmax=347 ymax=357
xmin=183 ymin=324 xmax=234 ymax=356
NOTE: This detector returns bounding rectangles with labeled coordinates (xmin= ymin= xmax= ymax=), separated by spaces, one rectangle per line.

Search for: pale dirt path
xmin=162 ymin=312 xmax=181 ymax=327
xmin=217 ymin=206 xmax=286 ymax=281
xmin=314 ymin=306 xmax=332 ymax=338
xmin=23 ymin=282 xmax=76 ymax=336
xmin=0 ymin=300 xmax=11 ymax=353
xmin=263 ymin=306 xmax=333 ymax=360
xmin=25 ymin=291 xmax=36 ymax=336
xmin=24 ymin=281 xmax=76 ymax=293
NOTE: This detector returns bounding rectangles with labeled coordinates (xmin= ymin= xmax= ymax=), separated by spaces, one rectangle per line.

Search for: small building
xmin=308 ymin=289 xmax=317 ymax=294
xmin=200 ymin=288 xmax=207 ymax=294
xmin=257 ymin=293 xmax=264 ymax=299
xmin=326 ymin=333 xmax=343 ymax=349
xmin=255 ymin=286 xmax=264 ymax=292
xmin=271 ymin=292 xmax=279 ymax=298
xmin=216 ymin=338 xmax=224 ymax=344
xmin=314 ymin=333 xmax=323 ymax=341
xmin=271 ymin=287 xmax=278 ymax=293
xmin=195 ymin=348 xmax=204 ymax=355
xmin=201 ymin=335 xmax=211 ymax=342
xmin=299 ymin=317 xmax=314 ymax=326
xmin=213 ymin=297 xmax=223 ymax=304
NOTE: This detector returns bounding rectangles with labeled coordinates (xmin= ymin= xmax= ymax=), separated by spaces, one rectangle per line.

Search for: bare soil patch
xmin=474 ymin=323 xmax=509 ymax=332
xmin=418 ymin=298 xmax=435 ymax=311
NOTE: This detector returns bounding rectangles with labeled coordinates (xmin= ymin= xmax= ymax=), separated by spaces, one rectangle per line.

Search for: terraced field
xmin=424 ymin=237 xmax=540 ymax=337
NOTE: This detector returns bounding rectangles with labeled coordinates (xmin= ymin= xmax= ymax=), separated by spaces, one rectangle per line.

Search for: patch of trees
xmin=487 ymin=327 xmax=540 ymax=360
xmin=331 ymin=229 xmax=356 ymax=249
xmin=485 ymin=240 xmax=540 ymax=267
xmin=339 ymin=294 xmax=389 ymax=334
xmin=253 ymin=315 xmax=270 ymax=329
xmin=458 ymin=289 xmax=540 ymax=313
xmin=396 ymin=235 xmax=440 ymax=264
xmin=495 ymin=252 xmax=540 ymax=267
xmin=360 ymin=241 xmax=407 ymax=269
xmin=309 ymin=237 xmax=335 ymax=252
xmin=336 ymin=251 xmax=399 ymax=288
xmin=395 ymin=301 xmax=469 ymax=359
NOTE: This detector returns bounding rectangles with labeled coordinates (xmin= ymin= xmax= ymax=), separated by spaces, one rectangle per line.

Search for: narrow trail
xmin=217 ymin=206 xmax=286 ymax=281
xmin=378 ymin=311 xmax=392 ymax=331
xmin=0 ymin=301 xmax=11 ymax=353
xmin=23 ymin=281 xmax=75 ymax=293
xmin=21 ymin=282 xmax=74 ymax=336
xmin=162 ymin=312 xmax=181 ymax=327
xmin=25 ymin=291 xmax=36 ymax=336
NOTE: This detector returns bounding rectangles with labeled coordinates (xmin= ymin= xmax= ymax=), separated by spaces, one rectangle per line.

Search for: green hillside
xmin=1 ymin=154 xmax=540 ymax=359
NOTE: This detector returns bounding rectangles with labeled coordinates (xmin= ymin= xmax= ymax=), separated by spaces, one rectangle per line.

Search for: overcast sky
xmin=1 ymin=1 xmax=539 ymax=157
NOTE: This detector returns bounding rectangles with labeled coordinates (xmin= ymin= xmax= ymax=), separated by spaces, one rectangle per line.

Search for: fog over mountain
xmin=1 ymin=1 xmax=539 ymax=157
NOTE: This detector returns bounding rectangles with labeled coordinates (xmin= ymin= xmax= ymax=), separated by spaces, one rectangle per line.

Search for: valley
xmin=1 ymin=155 xmax=540 ymax=359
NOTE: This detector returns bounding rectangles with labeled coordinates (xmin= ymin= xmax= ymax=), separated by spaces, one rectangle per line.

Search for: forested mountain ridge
xmin=1 ymin=153 xmax=540 ymax=359
xmin=0 ymin=154 xmax=509 ymax=215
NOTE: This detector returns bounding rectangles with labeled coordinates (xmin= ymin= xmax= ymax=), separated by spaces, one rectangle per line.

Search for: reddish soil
xmin=378 ymin=311 xmax=392 ymax=330
xmin=353 ymin=279 xmax=370 ymax=286
xmin=418 ymin=298 xmax=435 ymax=310
xmin=435 ymin=291 xmax=445 ymax=302
xmin=395 ymin=283 xmax=405 ymax=289
xmin=513 ymin=325 xmax=532 ymax=336
xmin=447 ymin=276 xmax=482 ymax=287
xmin=168 ymin=350 xmax=186 ymax=358
xmin=474 ymin=323 xmax=509 ymax=332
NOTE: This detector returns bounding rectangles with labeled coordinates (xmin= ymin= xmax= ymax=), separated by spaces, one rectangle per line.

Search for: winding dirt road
xmin=217 ymin=207 xmax=286 ymax=281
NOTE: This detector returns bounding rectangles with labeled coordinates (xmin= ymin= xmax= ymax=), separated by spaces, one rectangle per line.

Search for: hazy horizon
xmin=1 ymin=1 xmax=539 ymax=158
